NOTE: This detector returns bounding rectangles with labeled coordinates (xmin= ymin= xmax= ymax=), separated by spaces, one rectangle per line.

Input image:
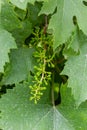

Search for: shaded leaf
xmin=12 ymin=19 xmax=32 ymax=47
xmin=1 ymin=0 xmax=21 ymax=31
xmin=2 ymin=48 xmax=36 ymax=84
xmin=27 ymin=2 xmax=44 ymax=26
xmin=10 ymin=0 xmax=47 ymax=10
xmin=14 ymin=7 xmax=26 ymax=20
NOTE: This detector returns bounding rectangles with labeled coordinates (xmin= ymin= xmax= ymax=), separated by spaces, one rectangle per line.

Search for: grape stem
xmin=44 ymin=15 xmax=48 ymax=34
xmin=51 ymin=72 xmax=55 ymax=106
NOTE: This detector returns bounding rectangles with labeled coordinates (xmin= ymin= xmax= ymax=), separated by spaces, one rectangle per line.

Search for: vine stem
xmin=51 ymin=72 xmax=55 ymax=106
xmin=44 ymin=15 xmax=48 ymax=34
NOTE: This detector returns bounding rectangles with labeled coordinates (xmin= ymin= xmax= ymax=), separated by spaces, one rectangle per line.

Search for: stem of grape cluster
xmin=51 ymin=72 xmax=55 ymax=106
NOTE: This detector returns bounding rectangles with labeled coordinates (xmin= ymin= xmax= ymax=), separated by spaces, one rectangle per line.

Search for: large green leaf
xmin=0 ymin=29 xmax=17 ymax=73
xmin=40 ymin=0 xmax=87 ymax=49
xmin=2 ymin=48 xmax=36 ymax=85
xmin=0 ymin=82 xmax=87 ymax=129
xmin=0 ymin=83 xmax=74 ymax=130
xmin=1 ymin=0 xmax=21 ymax=31
xmin=62 ymin=44 xmax=87 ymax=106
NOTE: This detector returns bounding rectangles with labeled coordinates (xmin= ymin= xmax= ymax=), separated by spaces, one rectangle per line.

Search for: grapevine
xmin=0 ymin=1 xmax=87 ymax=129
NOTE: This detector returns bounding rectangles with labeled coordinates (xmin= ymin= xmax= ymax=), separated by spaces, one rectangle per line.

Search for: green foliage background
xmin=0 ymin=0 xmax=87 ymax=130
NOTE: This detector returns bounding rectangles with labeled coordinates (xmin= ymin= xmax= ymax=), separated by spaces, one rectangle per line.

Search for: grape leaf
xmin=0 ymin=82 xmax=87 ymax=129
xmin=0 ymin=29 xmax=17 ymax=73
xmin=14 ymin=7 xmax=27 ymax=20
xmin=67 ymin=27 xmax=87 ymax=53
xmin=10 ymin=0 xmax=34 ymax=10
xmin=12 ymin=19 xmax=32 ymax=47
xmin=58 ymin=84 xmax=87 ymax=130
xmin=27 ymin=2 xmax=44 ymax=26
xmin=0 ymin=0 xmax=2 ymax=12
xmin=39 ymin=0 xmax=57 ymax=15
xmin=40 ymin=0 xmax=87 ymax=49
xmin=63 ymin=29 xmax=87 ymax=59
xmin=71 ymin=30 xmax=87 ymax=52
xmin=10 ymin=0 xmax=47 ymax=10
xmin=2 ymin=48 xmax=36 ymax=85
xmin=61 ymin=43 xmax=87 ymax=106
xmin=1 ymin=0 xmax=21 ymax=31
xmin=0 ymin=83 xmax=74 ymax=130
